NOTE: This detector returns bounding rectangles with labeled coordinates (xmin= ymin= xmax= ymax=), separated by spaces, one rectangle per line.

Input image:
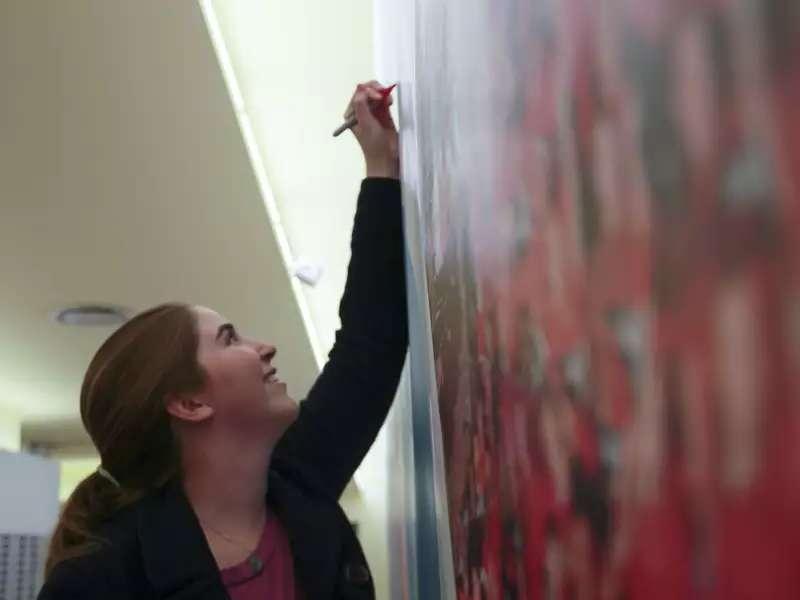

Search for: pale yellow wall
xmin=58 ymin=456 xmax=100 ymax=502
xmin=0 ymin=404 xmax=21 ymax=451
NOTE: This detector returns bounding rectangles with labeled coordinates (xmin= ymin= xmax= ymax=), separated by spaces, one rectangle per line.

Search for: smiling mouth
xmin=263 ymin=368 xmax=279 ymax=384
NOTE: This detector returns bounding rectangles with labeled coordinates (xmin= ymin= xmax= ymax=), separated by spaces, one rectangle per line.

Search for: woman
xmin=39 ymin=82 xmax=407 ymax=600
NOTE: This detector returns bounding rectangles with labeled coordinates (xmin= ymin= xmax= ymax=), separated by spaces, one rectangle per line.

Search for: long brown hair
xmin=46 ymin=303 xmax=206 ymax=575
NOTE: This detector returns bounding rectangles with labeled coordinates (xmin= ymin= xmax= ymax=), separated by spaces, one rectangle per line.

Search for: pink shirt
xmin=220 ymin=508 xmax=300 ymax=600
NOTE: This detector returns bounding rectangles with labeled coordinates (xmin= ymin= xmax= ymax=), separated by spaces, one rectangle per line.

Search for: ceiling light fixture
xmin=52 ymin=304 xmax=131 ymax=327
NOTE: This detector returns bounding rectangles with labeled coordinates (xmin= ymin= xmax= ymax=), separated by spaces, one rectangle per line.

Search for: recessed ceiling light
xmin=52 ymin=304 xmax=131 ymax=327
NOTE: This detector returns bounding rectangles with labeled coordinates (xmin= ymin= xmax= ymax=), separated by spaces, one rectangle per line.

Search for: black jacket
xmin=38 ymin=178 xmax=408 ymax=600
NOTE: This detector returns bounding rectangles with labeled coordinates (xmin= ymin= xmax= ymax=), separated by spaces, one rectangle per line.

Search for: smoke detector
xmin=52 ymin=304 xmax=131 ymax=327
xmin=292 ymin=258 xmax=324 ymax=287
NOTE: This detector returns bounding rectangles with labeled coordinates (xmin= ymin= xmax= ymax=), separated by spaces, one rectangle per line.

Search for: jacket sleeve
xmin=275 ymin=178 xmax=408 ymax=499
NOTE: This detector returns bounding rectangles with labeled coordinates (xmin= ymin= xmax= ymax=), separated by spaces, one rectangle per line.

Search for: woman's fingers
xmin=353 ymin=90 xmax=380 ymax=128
xmin=360 ymin=83 xmax=383 ymax=102
xmin=345 ymin=81 xmax=399 ymax=177
xmin=344 ymin=82 xmax=392 ymax=121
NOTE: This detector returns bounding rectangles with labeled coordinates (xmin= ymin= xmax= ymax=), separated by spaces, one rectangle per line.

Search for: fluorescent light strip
xmin=197 ymin=0 xmax=325 ymax=368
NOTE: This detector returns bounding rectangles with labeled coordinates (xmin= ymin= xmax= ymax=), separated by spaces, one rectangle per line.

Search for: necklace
xmin=199 ymin=519 xmax=266 ymax=574
xmin=202 ymin=522 xmax=250 ymax=549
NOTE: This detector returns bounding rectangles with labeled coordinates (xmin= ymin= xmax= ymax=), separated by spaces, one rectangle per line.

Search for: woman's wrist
xmin=366 ymin=158 xmax=400 ymax=180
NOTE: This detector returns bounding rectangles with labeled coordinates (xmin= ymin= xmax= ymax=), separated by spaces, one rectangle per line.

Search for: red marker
xmin=333 ymin=84 xmax=397 ymax=137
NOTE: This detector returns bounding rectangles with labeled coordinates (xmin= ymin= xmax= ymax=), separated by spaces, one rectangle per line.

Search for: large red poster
xmin=405 ymin=0 xmax=800 ymax=598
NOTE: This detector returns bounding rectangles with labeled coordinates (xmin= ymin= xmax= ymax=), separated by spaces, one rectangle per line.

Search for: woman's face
xmin=191 ymin=306 xmax=298 ymax=437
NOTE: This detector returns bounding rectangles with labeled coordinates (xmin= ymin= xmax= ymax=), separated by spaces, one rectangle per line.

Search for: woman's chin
xmin=268 ymin=391 xmax=299 ymax=424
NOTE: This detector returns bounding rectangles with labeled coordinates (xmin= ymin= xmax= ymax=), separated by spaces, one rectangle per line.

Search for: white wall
xmin=341 ymin=421 xmax=394 ymax=600
xmin=340 ymin=482 xmax=390 ymax=600
xmin=205 ymin=0 xmax=378 ymax=357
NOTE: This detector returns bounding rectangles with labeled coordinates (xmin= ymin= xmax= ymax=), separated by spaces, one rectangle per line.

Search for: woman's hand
xmin=344 ymin=81 xmax=399 ymax=179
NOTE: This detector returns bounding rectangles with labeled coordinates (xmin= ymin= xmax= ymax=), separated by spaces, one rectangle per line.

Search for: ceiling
xmin=0 ymin=0 xmax=373 ymax=449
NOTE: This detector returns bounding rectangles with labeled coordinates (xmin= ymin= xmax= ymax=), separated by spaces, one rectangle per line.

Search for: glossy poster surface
xmin=386 ymin=0 xmax=800 ymax=598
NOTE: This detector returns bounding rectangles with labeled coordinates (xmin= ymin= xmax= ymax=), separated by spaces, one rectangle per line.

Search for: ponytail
xmin=43 ymin=303 xmax=204 ymax=576
xmin=45 ymin=471 xmax=146 ymax=576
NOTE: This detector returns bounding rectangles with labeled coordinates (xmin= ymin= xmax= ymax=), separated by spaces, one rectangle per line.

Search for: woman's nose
xmin=258 ymin=344 xmax=277 ymax=363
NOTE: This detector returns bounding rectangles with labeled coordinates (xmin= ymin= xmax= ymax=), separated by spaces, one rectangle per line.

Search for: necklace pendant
xmin=248 ymin=554 xmax=264 ymax=575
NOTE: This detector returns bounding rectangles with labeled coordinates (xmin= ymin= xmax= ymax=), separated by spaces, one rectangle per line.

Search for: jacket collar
xmin=136 ymin=479 xmax=228 ymax=600
xmin=267 ymin=461 xmax=344 ymax=598
xmin=135 ymin=467 xmax=343 ymax=600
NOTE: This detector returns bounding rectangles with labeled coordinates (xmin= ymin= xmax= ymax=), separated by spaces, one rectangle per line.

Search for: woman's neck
xmin=181 ymin=433 xmax=272 ymax=537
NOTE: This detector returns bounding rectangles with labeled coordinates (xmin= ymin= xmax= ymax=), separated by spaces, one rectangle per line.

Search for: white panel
xmin=0 ymin=452 xmax=59 ymax=537
xmin=0 ymin=535 xmax=48 ymax=600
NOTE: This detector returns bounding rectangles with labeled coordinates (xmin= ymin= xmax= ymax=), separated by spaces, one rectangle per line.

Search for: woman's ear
xmin=166 ymin=393 xmax=214 ymax=423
